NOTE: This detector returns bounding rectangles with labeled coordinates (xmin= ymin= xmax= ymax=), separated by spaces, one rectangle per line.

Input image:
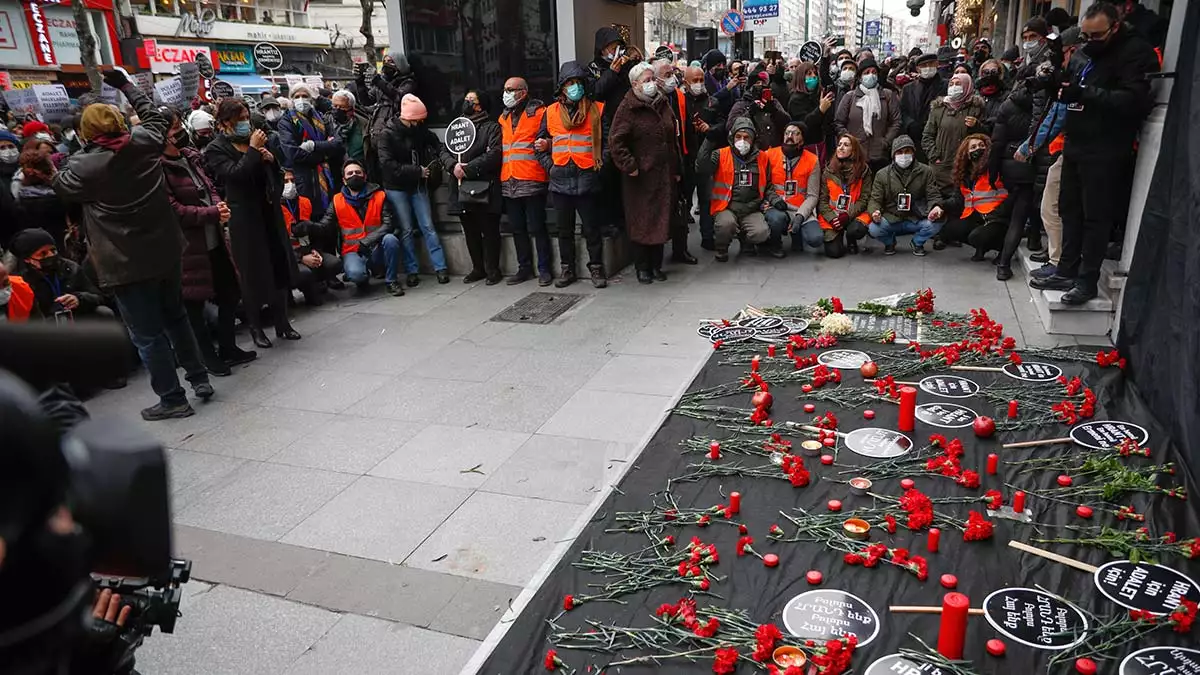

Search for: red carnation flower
xmin=713 ymin=647 xmax=739 ymax=674
xmin=963 ymin=511 xmax=995 ymax=541
xmin=562 ymin=594 xmax=579 ymax=611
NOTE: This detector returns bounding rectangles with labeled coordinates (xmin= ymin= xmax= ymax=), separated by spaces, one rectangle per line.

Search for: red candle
xmin=802 ymin=384 xmax=813 ymax=393
xmin=937 ymin=592 xmax=970 ymax=660
xmin=763 ymin=553 xmax=780 ymax=567
xmin=1075 ymin=658 xmax=1097 ymax=675
xmin=1012 ymin=490 xmax=1026 ymax=513
xmin=927 ymin=527 xmax=941 ymax=553
xmin=709 ymin=441 xmax=720 ymax=460
xmin=1058 ymin=475 xmax=1073 ymax=487
xmin=986 ymin=453 xmax=999 ymax=475
xmin=1007 ymin=400 xmax=1019 ymax=419
xmin=751 ymin=355 xmax=760 ymax=372
xmin=803 ymin=403 xmax=816 ymax=413
xmin=940 ymin=574 xmax=958 ymax=588
xmin=767 ymin=344 xmax=776 ymax=357
xmin=729 ymin=491 xmax=742 ymax=515
xmin=827 ymin=500 xmax=842 ymax=512
xmin=898 ymin=386 xmax=917 ymax=432
xmin=820 ymin=454 xmax=834 ymax=465
xmin=1076 ymin=505 xmax=1093 ymax=519
xmin=822 ymin=437 xmax=836 ymax=447
xmin=900 ymin=478 xmax=915 ymax=490
xmin=806 ymin=570 xmax=823 ymax=585
xmin=863 ymin=409 xmax=876 ymax=420
xmin=986 ymin=639 xmax=1007 ymax=657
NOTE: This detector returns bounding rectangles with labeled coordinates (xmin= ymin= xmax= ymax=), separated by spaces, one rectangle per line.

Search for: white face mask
xmin=282 ymin=181 xmax=297 ymax=200
xmin=661 ymin=77 xmax=677 ymax=92
xmin=502 ymin=91 xmax=519 ymax=108
xmin=839 ymin=70 xmax=856 ymax=84
xmin=1022 ymin=40 xmax=1041 ymax=53
xmin=919 ymin=67 xmax=938 ymax=79
xmin=734 ymin=139 xmax=752 ymax=155
xmin=640 ymin=81 xmax=659 ymax=98
xmin=689 ymin=82 xmax=705 ymax=96
xmin=860 ymin=74 xmax=878 ymax=89
xmin=35 ymin=133 xmax=53 ymax=142
xmin=947 ymin=85 xmax=964 ymax=98
xmin=0 ymin=148 xmax=17 ymax=163
xmin=0 ymin=285 xmax=11 ymax=306
xmin=64 ymin=129 xmax=76 ymax=140
xmin=293 ymin=98 xmax=312 ymax=114
xmin=894 ymin=153 xmax=914 ymax=168
xmin=266 ymin=109 xmax=283 ymax=122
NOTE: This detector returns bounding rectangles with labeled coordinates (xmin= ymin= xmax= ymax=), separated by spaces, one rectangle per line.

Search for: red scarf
xmin=90 ymin=132 xmax=132 ymax=153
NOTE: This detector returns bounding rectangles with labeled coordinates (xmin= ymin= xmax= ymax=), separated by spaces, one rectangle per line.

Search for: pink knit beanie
xmin=400 ymin=94 xmax=427 ymax=121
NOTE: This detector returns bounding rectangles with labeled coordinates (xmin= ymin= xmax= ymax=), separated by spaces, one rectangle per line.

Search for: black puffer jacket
xmin=588 ymin=27 xmax=637 ymax=127
xmin=535 ymin=61 xmax=608 ymax=197
xmin=376 ymin=119 xmax=444 ymax=193
xmin=989 ymin=96 xmax=1034 ymax=187
xmin=440 ymin=112 xmax=502 ymax=214
xmin=1061 ymin=24 xmax=1158 ymax=159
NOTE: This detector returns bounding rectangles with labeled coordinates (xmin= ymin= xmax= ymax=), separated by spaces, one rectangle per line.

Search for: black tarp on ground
xmin=1118 ymin=6 xmax=1200 ymax=471
xmin=479 ymin=341 xmax=1200 ymax=673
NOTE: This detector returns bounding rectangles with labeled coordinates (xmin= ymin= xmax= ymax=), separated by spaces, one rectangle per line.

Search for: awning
xmin=213 ymin=73 xmax=274 ymax=93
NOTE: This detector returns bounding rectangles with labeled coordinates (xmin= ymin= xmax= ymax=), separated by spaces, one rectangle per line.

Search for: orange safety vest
xmin=5 ymin=276 xmax=35 ymax=322
xmin=1048 ymin=133 xmax=1064 ymax=156
xmin=674 ymin=88 xmax=688 ymax=156
xmin=960 ymin=174 xmax=1008 ymax=218
xmin=334 ymin=190 xmax=387 ymax=255
xmin=281 ymin=197 xmax=313 ymax=250
xmin=765 ymin=147 xmax=819 ymax=209
xmin=709 ymin=147 xmax=771 ymax=215
xmin=817 ymin=177 xmax=871 ymax=230
xmin=501 ymin=106 xmax=548 ymax=183
xmin=545 ymin=101 xmax=605 ymax=169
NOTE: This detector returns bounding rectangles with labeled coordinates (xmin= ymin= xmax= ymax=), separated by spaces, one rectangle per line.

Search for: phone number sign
xmin=742 ymin=0 xmax=780 ymax=35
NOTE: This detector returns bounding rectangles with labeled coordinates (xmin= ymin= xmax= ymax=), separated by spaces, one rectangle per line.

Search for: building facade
xmin=0 ymin=0 xmax=123 ymax=94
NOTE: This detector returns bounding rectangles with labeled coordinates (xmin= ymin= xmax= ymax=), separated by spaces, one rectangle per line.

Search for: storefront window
xmin=402 ymin=0 xmax=557 ymax=125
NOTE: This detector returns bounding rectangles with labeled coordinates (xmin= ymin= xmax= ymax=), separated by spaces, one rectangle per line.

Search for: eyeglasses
xmin=503 ymin=87 xmax=526 ymax=93
xmin=1080 ymin=25 xmax=1113 ymax=41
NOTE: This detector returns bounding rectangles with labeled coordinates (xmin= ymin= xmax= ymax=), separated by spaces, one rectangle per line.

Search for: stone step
xmin=1014 ymin=246 xmax=1114 ymax=337
xmin=1016 ymin=245 xmax=1126 ymax=292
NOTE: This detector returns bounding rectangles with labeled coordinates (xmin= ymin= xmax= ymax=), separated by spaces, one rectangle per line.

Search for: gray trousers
xmin=713 ymin=210 xmax=770 ymax=250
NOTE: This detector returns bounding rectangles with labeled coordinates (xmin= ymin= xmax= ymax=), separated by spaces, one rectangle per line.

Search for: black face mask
xmin=968 ymin=148 xmax=985 ymax=161
xmin=750 ymin=85 xmax=765 ymax=99
xmin=35 ymin=256 xmax=60 ymax=275
xmin=382 ymin=63 xmax=398 ymax=77
xmin=712 ymin=68 xmax=727 ymax=81
xmin=462 ymin=100 xmax=479 ymax=116
xmin=194 ymin=133 xmax=213 ymax=149
xmin=345 ymin=176 xmax=366 ymax=191
xmin=168 ymin=129 xmax=190 ymax=149
xmin=973 ymin=50 xmax=989 ymax=63
xmin=782 ymin=142 xmax=801 ymax=157
xmin=333 ymin=109 xmax=349 ymax=124
xmin=1082 ymin=36 xmax=1113 ymax=56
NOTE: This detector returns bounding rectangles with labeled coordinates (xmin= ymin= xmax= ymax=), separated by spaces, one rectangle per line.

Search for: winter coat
xmin=1062 ymin=25 xmax=1158 ymax=159
xmin=15 ymin=184 xmax=70 ymax=248
xmin=330 ymin=108 xmax=371 ymax=166
xmin=727 ymin=92 xmax=791 ymax=150
xmin=536 ymin=62 xmax=608 ymax=197
xmin=609 ymin=90 xmax=681 ymax=245
xmin=203 ymin=135 xmax=297 ymax=308
xmin=366 ymin=71 xmax=417 ymax=147
xmin=160 ymin=147 xmax=227 ymax=302
xmin=768 ymin=70 xmax=790 ymax=111
xmin=50 ymin=83 xmax=183 ymax=289
xmin=922 ymin=96 xmax=987 ymax=192
xmin=277 ymin=109 xmax=343 ymax=220
xmin=990 ymin=96 xmax=1035 ymax=187
xmin=588 ymin=26 xmax=637 ymax=127
xmin=440 ymin=114 xmax=503 ymax=215
xmin=899 ymin=76 xmax=948 ymax=160
xmin=868 ymin=161 xmax=941 ymax=223
xmin=315 ymin=183 xmax=395 ymax=252
xmin=11 ymin=257 xmax=104 ymax=317
xmin=835 ymin=87 xmax=902 ymax=163
xmin=979 ymin=89 xmax=1006 ymax=132
xmin=377 ymin=120 xmax=444 ymax=193
xmin=816 ymin=165 xmax=874 ymax=228
xmin=498 ymin=99 xmax=550 ymax=198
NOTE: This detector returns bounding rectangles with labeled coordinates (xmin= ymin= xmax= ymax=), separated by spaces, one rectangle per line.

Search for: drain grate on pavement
xmin=490 ymin=292 xmax=585 ymax=324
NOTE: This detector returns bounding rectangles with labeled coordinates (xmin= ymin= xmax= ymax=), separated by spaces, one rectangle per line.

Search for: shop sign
xmin=150 ymin=43 xmax=211 ymax=74
xmin=7 ymin=69 xmax=53 ymax=89
xmin=137 ymin=14 xmax=330 ymax=47
xmin=0 ymin=9 xmax=17 ymax=51
xmin=22 ymin=0 xmax=57 ymax=66
xmin=215 ymin=44 xmax=254 ymax=73
xmin=176 ymin=6 xmax=216 ymax=37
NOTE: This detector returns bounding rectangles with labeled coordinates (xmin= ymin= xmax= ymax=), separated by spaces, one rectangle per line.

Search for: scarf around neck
xmin=558 ymin=97 xmax=603 ymax=169
xmin=856 ymin=86 xmax=881 ymax=136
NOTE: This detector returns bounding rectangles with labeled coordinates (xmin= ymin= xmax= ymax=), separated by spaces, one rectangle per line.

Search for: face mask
xmin=0 ymin=148 xmax=19 ymax=164
xmin=751 ymin=84 xmax=765 ymax=99
xmin=266 ymin=109 xmax=283 ymax=122
xmin=947 ymin=85 xmax=964 ymax=98
xmin=1083 ymin=38 xmax=1111 ymax=56
xmin=293 ymin=98 xmax=313 ymax=114
xmin=0 ymin=285 xmax=11 ymax=305
xmin=734 ymin=139 xmax=751 ymax=155
xmin=861 ymin=74 xmax=878 ymax=89
xmin=565 ymin=83 xmax=585 ymax=102
xmin=231 ymin=121 xmax=252 ymax=139
xmin=689 ymin=82 xmax=706 ymax=96
xmin=502 ymin=91 xmax=519 ymax=108
xmin=333 ymin=109 xmax=349 ymax=124
xmin=35 ymin=133 xmax=53 ymax=143
xmin=462 ymin=100 xmax=479 ymax=116
xmin=782 ymin=142 xmax=800 ymax=157
xmin=282 ymin=181 xmax=297 ymax=200
xmin=805 ymin=76 xmax=819 ymax=90
xmin=839 ymin=70 xmax=856 ymax=84
xmin=919 ymin=67 xmax=938 ymax=79
xmin=168 ymin=129 xmax=189 ymax=148
xmin=641 ymin=82 xmax=659 ymax=98
xmin=195 ymin=132 xmax=213 ymax=148
xmin=974 ymin=50 xmax=988 ymax=63
xmin=784 ymin=71 xmax=794 ymax=82
xmin=1022 ymin=40 xmax=1041 ymax=53
xmin=968 ymin=148 xmax=985 ymax=161
xmin=712 ymin=68 xmax=726 ymax=81
xmin=894 ymin=153 xmax=914 ymax=168
xmin=661 ymin=77 xmax=677 ymax=92
xmin=35 ymin=255 xmax=59 ymax=274
xmin=345 ymin=175 xmax=366 ymax=191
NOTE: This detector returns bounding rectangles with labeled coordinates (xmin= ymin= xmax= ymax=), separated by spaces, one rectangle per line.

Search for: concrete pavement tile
xmin=407 ymin=491 xmax=586 ymax=585
xmin=350 ymin=291 xmax=453 ymax=316
xmin=368 ymin=425 xmax=530 ymax=489
xmin=480 ymin=434 xmax=632 ymax=505
xmin=359 ymin=375 xmax=480 ymax=422
xmin=166 ymin=449 xmax=248 ymax=511
xmin=538 ymin=389 xmax=672 ymax=444
xmin=180 ymin=407 xmax=335 ymax=460
xmin=287 ymin=554 xmax=465 ymax=626
xmin=619 ymin=320 xmax=715 ymax=359
xmin=118 ymin=400 xmax=248 ymax=449
xmin=487 ymin=348 xmax=612 ymax=389
xmin=402 ymin=341 xmax=521 ymax=382
xmin=281 ymin=476 xmax=471 ymax=562
xmin=173 ymin=525 xmax=332 ymax=597
xmin=261 ymin=368 xmax=391 ymax=414
xmin=428 ymin=578 xmax=523 ymax=640
xmin=175 ymin=462 xmax=356 ymax=540
xmin=269 ymin=416 xmax=426 ymax=474
xmin=479 ymin=320 xmax=631 ymax=353
xmin=335 ymin=339 xmax=443 ymax=376
xmin=133 ymin=585 xmax=340 ymax=675
xmin=286 ymin=615 xmax=480 ymax=675
xmin=443 ymin=380 xmax=578 ymax=433
xmin=583 ymin=353 xmax=701 ymax=396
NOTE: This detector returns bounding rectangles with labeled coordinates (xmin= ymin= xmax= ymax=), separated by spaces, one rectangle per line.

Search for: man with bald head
xmin=498 ymin=76 xmax=553 ymax=285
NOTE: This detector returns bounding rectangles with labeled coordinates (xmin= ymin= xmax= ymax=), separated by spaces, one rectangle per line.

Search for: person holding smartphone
xmin=727 ymin=70 xmax=791 ymax=150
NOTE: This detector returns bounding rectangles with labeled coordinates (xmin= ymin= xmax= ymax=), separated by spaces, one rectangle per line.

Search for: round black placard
xmin=781 ymin=589 xmax=880 ymax=647
xmin=1069 ymin=420 xmax=1150 ymax=450
xmin=1094 ymin=560 xmax=1199 ymax=615
xmin=209 ymin=80 xmax=235 ymax=99
xmin=865 ymin=654 xmax=943 ymax=675
xmin=915 ymin=402 xmax=977 ymax=428
xmin=1120 ymin=646 xmax=1200 ymax=675
xmin=918 ymin=375 xmax=980 ymax=399
xmin=1001 ymin=361 xmax=1063 ymax=382
xmin=253 ymin=42 xmax=284 ymax=70
xmin=798 ymin=41 xmax=823 ymax=63
xmin=194 ymin=51 xmax=214 ymax=79
xmin=983 ymin=587 xmax=1089 ymax=650
xmin=697 ymin=323 xmax=719 ymax=340
xmin=444 ymin=116 xmax=477 ymax=155
xmin=737 ymin=315 xmax=784 ymax=331
xmin=710 ymin=325 xmax=758 ymax=344
xmin=782 ymin=317 xmax=810 ymax=334
xmin=845 ymin=428 xmax=913 ymax=459
xmin=818 ymin=349 xmax=870 ymax=369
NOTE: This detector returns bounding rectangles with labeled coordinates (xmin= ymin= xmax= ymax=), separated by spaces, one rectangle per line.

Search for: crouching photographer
xmin=0 ymin=321 xmax=190 ymax=675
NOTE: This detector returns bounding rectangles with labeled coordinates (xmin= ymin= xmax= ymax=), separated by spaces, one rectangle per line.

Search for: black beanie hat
xmin=1001 ymin=45 xmax=1020 ymax=61
xmin=858 ymin=57 xmax=879 ymax=73
xmin=9 ymin=228 xmax=55 ymax=260
xmin=1023 ymin=16 xmax=1050 ymax=37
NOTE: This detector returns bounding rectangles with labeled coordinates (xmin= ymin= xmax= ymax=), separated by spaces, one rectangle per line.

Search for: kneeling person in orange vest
xmin=867 ymin=135 xmax=945 ymax=257
xmin=698 ymin=117 xmax=788 ymax=262
xmin=283 ymin=169 xmax=345 ymax=304
xmin=0 ymin=262 xmax=38 ymax=322
xmin=316 ymin=159 xmax=403 ymax=296
xmin=933 ymin=134 xmax=1010 ymax=264
xmin=763 ymin=121 xmax=822 ymax=257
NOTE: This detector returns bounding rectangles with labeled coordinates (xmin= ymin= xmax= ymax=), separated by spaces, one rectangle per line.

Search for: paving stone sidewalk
xmin=86 ymin=244 xmax=1102 ymax=674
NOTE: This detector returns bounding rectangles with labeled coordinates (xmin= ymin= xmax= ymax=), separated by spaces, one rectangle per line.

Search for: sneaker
xmin=507 ymin=270 xmax=533 ymax=285
xmin=326 ymin=277 xmax=346 ymax=291
xmin=883 ymin=243 xmax=896 ymax=256
xmin=1030 ymin=274 xmax=1075 ymax=291
xmin=537 ymin=271 xmax=553 ymax=287
xmin=204 ymin=355 xmax=232 ymax=377
xmin=636 ymin=269 xmax=653 ymax=284
xmin=910 ymin=241 xmax=926 ymax=257
xmin=554 ymin=267 xmax=577 ymax=288
xmin=652 ymin=269 xmax=667 ymax=282
xmin=996 ymin=265 xmax=1013 ymax=281
xmin=1031 ymin=263 xmax=1057 ymax=279
xmin=407 ymin=273 xmax=421 ymax=288
xmin=193 ymin=382 xmax=215 ymax=400
xmin=1029 ymin=250 xmax=1050 ymax=263
xmin=463 ymin=270 xmax=487 ymax=283
xmin=436 ymin=270 xmax=450 ymax=284
xmin=387 ymin=281 xmax=406 ymax=296
xmin=141 ymin=401 xmax=195 ymax=421
xmin=769 ymin=246 xmax=786 ymax=259
xmin=589 ymin=266 xmax=608 ymax=289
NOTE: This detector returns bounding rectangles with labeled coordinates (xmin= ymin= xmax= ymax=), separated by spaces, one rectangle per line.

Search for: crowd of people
xmin=0 ymin=0 xmax=1164 ymax=420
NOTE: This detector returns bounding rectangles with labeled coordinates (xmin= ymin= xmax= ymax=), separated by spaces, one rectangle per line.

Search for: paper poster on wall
xmin=31 ymin=84 xmax=71 ymax=122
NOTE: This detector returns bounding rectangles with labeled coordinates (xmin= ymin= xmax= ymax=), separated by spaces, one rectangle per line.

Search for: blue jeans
xmin=343 ymin=233 xmax=401 ymax=285
xmin=386 ymin=189 xmax=447 ymax=274
xmin=870 ymin=217 xmax=942 ymax=246
xmin=765 ymin=210 xmax=824 ymax=251
xmin=111 ymin=273 xmax=208 ymax=407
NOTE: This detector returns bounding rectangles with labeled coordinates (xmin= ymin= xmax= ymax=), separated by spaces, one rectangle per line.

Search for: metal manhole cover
xmin=490 ymin=292 xmax=585 ymax=324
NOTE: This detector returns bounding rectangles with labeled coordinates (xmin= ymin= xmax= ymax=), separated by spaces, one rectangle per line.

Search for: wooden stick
xmin=1002 ymin=437 xmax=1072 ymax=449
xmin=798 ymin=424 xmax=848 ymax=438
xmin=950 ymin=365 xmax=1004 ymax=372
xmin=1008 ymin=541 xmax=1098 ymax=574
xmin=864 ymin=378 xmax=920 ymax=386
xmin=890 ymin=606 xmax=986 ymax=616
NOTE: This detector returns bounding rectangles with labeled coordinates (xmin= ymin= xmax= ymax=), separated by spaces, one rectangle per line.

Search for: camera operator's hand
xmin=93 ymin=588 xmax=132 ymax=628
